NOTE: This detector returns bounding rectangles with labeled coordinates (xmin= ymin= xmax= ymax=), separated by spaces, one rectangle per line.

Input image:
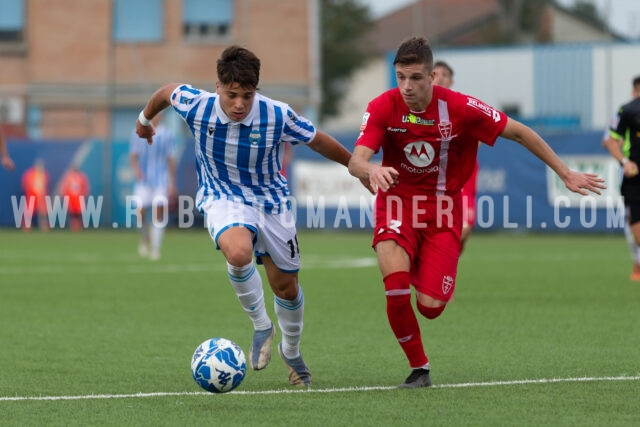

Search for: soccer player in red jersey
xmin=60 ymin=165 xmax=90 ymax=231
xmin=348 ymin=37 xmax=606 ymax=388
xmin=21 ymin=158 xmax=50 ymax=231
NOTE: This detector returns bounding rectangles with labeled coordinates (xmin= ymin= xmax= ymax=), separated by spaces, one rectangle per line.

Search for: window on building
xmin=183 ymin=0 xmax=233 ymax=40
xmin=113 ymin=0 xmax=163 ymax=43
xmin=0 ymin=0 xmax=24 ymax=42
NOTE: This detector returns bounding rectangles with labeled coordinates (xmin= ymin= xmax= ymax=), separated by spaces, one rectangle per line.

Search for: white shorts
xmin=132 ymin=184 xmax=168 ymax=209
xmin=202 ymin=198 xmax=300 ymax=273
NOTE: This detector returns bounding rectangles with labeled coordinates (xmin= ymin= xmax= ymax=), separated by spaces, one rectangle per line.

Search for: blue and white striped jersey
xmin=170 ymin=84 xmax=316 ymax=214
xmin=129 ymin=124 xmax=175 ymax=188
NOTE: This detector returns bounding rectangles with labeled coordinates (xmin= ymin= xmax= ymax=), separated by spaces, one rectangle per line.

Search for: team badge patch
xmin=438 ymin=120 xmax=452 ymax=140
xmin=360 ymin=112 xmax=370 ymax=131
xmin=249 ymin=129 xmax=261 ymax=146
xmin=442 ymin=275 xmax=454 ymax=295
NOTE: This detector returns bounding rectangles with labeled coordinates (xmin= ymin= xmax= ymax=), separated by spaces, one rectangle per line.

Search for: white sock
xmin=150 ymin=222 xmax=164 ymax=255
xmin=140 ymin=211 xmax=150 ymax=246
xmin=227 ymin=262 xmax=271 ymax=330
xmin=275 ymin=286 xmax=304 ymax=359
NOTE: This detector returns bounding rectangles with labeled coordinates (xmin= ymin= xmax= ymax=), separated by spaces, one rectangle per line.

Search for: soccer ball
xmin=191 ymin=338 xmax=247 ymax=393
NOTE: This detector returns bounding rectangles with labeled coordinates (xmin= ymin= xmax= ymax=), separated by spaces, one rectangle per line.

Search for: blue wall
xmin=0 ymin=131 xmax=621 ymax=233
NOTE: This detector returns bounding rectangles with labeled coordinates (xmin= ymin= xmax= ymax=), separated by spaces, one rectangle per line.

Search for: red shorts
xmin=461 ymin=161 xmax=479 ymax=229
xmin=373 ymin=194 xmax=462 ymax=302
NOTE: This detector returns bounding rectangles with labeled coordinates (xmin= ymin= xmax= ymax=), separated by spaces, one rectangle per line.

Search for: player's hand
xmin=1 ymin=156 xmax=15 ymax=172
xmin=369 ymin=165 xmax=399 ymax=192
xmin=136 ymin=121 xmax=156 ymax=145
xmin=359 ymin=177 xmax=376 ymax=195
xmin=623 ymin=160 xmax=639 ymax=178
xmin=563 ymin=171 xmax=606 ymax=196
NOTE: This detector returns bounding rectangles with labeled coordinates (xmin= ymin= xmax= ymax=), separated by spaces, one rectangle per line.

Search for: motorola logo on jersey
xmin=404 ymin=141 xmax=435 ymax=167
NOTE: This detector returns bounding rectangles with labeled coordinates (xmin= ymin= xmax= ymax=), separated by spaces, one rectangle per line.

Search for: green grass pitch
xmin=0 ymin=228 xmax=639 ymax=426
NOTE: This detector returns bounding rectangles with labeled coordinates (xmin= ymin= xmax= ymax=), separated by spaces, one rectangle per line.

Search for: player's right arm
xmin=603 ymin=108 xmax=638 ymax=177
xmin=0 ymin=129 xmax=15 ymax=171
xmin=348 ymin=146 xmax=398 ymax=193
xmin=136 ymin=83 xmax=181 ymax=144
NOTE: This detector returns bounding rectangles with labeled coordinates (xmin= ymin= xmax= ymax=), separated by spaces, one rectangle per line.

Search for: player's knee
xmin=384 ymin=271 xmax=411 ymax=306
xmin=416 ymin=301 xmax=446 ymax=319
xmin=222 ymin=246 xmax=253 ymax=266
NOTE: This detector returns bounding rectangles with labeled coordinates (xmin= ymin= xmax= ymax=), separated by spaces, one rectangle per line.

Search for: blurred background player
xmin=129 ymin=113 xmax=177 ymax=261
xmin=0 ymin=128 xmax=15 ymax=171
xmin=603 ymin=75 xmax=640 ymax=281
xmin=21 ymin=158 xmax=49 ymax=232
xmin=59 ymin=164 xmax=90 ymax=232
xmin=432 ymin=60 xmax=478 ymax=251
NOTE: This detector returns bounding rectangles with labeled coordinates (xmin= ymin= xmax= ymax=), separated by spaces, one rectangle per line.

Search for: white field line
xmin=2 ymin=375 xmax=639 ymax=402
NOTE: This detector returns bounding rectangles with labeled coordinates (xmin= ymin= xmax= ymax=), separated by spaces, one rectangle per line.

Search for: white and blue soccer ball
xmin=191 ymin=338 xmax=246 ymax=393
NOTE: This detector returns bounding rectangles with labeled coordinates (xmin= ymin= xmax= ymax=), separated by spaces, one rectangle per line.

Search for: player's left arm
xmin=137 ymin=83 xmax=180 ymax=144
xmin=307 ymin=131 xmax=351 ymax=167
xmin=501 ymin=117 xmax=606 ymax=195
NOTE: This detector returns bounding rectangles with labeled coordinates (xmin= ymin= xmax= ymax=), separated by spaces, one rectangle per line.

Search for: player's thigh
xmin=254 ymin=210 xmax=300 ymax=275
xmin=132 ymin=184 xmax=153 ymax=209
xmin=374 ymin=239 xmax=411 ymax=277
xmin=203 ymin=198 xmax=257 ymax=263
xmin=412 ymin=229 xmax=460 ymax=303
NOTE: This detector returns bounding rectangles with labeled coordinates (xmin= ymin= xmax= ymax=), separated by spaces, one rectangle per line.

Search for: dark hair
xmin=393 ymin=37 xmax=433 ymax=71
xmin=434 ymin=60 xmax=454 ymax=77
xmin=634 ymin=75 xmax=640 ymax=89
xmin=217 ymin=45 xmax=261 ymax=89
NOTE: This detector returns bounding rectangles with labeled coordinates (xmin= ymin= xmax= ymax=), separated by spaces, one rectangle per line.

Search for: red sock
xmin=383 ymin=271 xmax=428 ymax=368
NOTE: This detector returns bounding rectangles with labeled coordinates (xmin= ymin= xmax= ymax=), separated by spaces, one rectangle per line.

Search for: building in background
xmin=324 ymin=0 xmax=632 ymax=132
xmin=0 ymin=0 xmax=320 ymax=142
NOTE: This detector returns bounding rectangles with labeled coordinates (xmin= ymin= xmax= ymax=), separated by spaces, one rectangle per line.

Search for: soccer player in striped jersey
xmin=129 ymin=113 xmax=177 ymax=261
xmin=348 ymin=37 xmax=605 ymax=388
xmin=135 ymin=45 xmax=372 ymax=387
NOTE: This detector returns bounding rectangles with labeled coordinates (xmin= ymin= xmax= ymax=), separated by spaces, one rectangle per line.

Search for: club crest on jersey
xmin=249 ymin=129 xmax=261 ymax=145
xmin=404 ymin=141 xmax=435 ymax=167
xmin=438 ymin=120 xmax=452 ymax=140
xmin=442 ymin=275 xmax=454 ymax=295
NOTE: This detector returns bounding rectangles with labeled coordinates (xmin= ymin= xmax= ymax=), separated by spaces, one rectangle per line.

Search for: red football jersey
xmin=356 ymin=86 xmax=507 ymax=199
